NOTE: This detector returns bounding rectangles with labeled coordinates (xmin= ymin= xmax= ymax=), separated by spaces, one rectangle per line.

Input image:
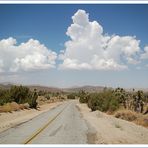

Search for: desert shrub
xmin=11 ymin=85 xmax=38 ymax=108
xmin=108 ymin=97 xmax=120 ymax=112
xmin=87 ymin=93 xmax=103 ymax=111
xmin=38 ymin=90 xmax=52 ymax=100
xmin=61 ymin=96 xmax=65 ymax=100
xmin=58 ymin=95 xmax=65 ymax=100
xmin=115 ymin=110 xmax=137 ymax=121
xmin=0 ymin=86 xmax=38 ymax=109
xmin=38 ymin=90 xmax=46 ymax=96
xmin=45 ymin=94 xmax=50 ymax=100
xmin=9 ymin=85 xmax=30 ymax=104
xmin=79 ymin=90 xmax=89 ymax=103
xmin=67 ymin=93 xmax=76 ymax=99
xmin=87 ymin=90 xmax=120 ymax=112
xmin=53 ymin=92 xmax=60 ymax=97
xmin=0 ymin=89 xmax=11 ymax=105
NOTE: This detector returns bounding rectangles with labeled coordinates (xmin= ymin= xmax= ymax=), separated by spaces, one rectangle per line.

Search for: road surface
xmin=0 ymin=100 xmax=95 ymax=144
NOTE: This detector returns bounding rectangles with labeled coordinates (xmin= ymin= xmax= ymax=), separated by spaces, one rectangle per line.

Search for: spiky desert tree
xmin=133 ymin=90 xmax=144 ymax=113
xmin=114 ymin=87 xmax=127 ymax=109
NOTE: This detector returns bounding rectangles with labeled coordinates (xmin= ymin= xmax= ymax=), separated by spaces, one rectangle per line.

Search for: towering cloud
xmin=1 ymin=9 xmax=148 ymax=74
xmin=59 ymin=9 xmax=141 ymax=70
xmin=0 ymin=37 xmax=57 ymax=73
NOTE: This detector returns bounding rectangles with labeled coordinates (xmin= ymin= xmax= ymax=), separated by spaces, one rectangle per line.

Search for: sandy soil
xmin=0 ymin=101 xmax=63 ymax=133
xmin=77 ymin=103 xmax=148 ymax=144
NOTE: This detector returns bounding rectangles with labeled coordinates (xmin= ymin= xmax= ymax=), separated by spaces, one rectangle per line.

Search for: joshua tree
xmin=114 ymin=87 xmax=127 ymax=109
xmin=79 ymin=90 xmax=89 ymax=103
xmin=29 ymin=89 xmax=38 ymax=109
xmin=133 ymin=90 xmax=144 ymax=113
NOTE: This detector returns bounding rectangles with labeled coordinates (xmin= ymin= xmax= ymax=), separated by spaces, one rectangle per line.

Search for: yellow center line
xmin=23 ymin=104 xmax=68 ymax=144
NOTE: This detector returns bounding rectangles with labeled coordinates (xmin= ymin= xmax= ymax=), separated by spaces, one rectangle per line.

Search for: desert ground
xmin=0 ymin=100 xmax=148 ymax=144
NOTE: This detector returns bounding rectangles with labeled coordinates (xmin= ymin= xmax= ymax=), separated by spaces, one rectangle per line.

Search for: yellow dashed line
xmin=23 ymin=105 xmax=67 ymax=144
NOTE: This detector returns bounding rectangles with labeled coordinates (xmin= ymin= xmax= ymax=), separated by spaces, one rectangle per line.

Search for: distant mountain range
xmin=0 ymin=82 xmax=148 ymax=93
xmin=28 ymin=85 xmax=62 ymax=93
xmin=0 ymin=83 xmax=106 ymax=93
xmin=0 ymin=83 xmax=62 ymax=93
xmin=63 ymin=85 xmax=107 ymax=93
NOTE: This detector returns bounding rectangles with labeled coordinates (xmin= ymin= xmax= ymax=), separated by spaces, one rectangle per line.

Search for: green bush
xmin=45 ymin=94 xmax=51 ymax=100
xmin=10 ymin=85 xmax=29 ymax=104
xmin=0 ymin=86 xmax=38 ymax=109
xmin=79 ymin=90 xmax=89 ymax=103
xmin=0 ymin=89 xmax=11 ymax=105
xmin=78 ymin=87 xmax=147 ymax=114
xmin=108 ymin=97 xmax=120 ymax=112
xmin=87 ymin=93 xmax=103 ymax=111
xmin=87 ymin=90 xmax=119 ymax=112
xmin=67 ymin=93 xmax=76 ymax=99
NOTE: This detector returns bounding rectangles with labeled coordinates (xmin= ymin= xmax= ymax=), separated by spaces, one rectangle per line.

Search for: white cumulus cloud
xmin=141 ymin=46 xmax=148 ymax=59
xmin=0 ymin=37 xmax=57 ymax=73
xmin=59 ymin=9 xmax=141 ymax=70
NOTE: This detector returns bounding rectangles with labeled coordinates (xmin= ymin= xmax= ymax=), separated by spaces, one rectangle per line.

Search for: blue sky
xmin=0 ymin=4 xmax=148 ymax=88
xmin=1 ymin=4 xmax=148 ymax=51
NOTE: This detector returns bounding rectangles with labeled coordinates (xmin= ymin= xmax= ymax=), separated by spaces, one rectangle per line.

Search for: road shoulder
xmin=77 ymin=102 xmax=148 ymax=144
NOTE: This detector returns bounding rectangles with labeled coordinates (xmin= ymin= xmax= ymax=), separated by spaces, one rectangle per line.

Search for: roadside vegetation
xmin=79 ymin=88 xmax=148 ymax=127
xmin=0 ymin=84 xmax=148 ymax=127
xmin=0 ymin=85 xmax=69 ymax=113
xmin=0 ymin=85 xmax=38 ymax=112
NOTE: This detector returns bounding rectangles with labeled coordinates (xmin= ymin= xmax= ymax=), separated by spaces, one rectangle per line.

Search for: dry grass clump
xmin=114 ymin=110 xmax=148 ymax=128
xmin=0 ymin=103 xmax=12 ymax=112
xmin=115 ymin=110 xmax=137 ymax=121
xmin=0 ymin=106 xmax=3 ymax=112
xmin=19 ymin=104 xmax=25 ymax=110
xmin=37 ymin=96 xmax=48 ymax=105
xmin=134 ymin=115 xmax=148 ymax=128
xmin=10 ymin=102 xmax=20 ymax=111
xmin=23 ymin=103 xmax=30 ymax=109
xmin=0 ymin=102 xmax=30 ymax=113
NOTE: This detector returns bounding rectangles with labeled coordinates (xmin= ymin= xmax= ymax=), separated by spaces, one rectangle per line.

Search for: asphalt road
xmin=0 ymin=100 xmax=94 ymax=144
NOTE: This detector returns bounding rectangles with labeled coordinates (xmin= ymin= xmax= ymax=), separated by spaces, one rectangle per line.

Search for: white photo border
xmin=0 ymin=1 xmax=148 ymax=3
xmin=0 ymin=0 xmax=147 ymax=147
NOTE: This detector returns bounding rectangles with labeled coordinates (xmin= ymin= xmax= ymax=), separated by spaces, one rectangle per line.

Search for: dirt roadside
xmin=0 ymin=101 xmax=63 ymax=133
xmin=77 ymin=102 xmax=148 ymax=144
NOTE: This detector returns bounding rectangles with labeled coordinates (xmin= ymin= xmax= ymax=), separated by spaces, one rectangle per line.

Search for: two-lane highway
xmin=0 ymin=100 xmax=93 ymax=144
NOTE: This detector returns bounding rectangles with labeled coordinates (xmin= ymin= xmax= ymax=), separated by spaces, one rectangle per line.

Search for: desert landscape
xmin=0 ymin=83 xmax=148 ymax=144
xmin=0 ymin=4 xmax=148 ymax=145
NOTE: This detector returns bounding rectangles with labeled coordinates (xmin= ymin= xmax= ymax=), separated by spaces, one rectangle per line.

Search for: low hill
xmin=28 ymin=85 xmax=62 ymax=93
xmin=0 ymin=83 xmax=147 ymax=93
xmin=0 ymin=83 xmax=62 ymax=93
xmin=63 ymin=85 xmax=108 ymax=93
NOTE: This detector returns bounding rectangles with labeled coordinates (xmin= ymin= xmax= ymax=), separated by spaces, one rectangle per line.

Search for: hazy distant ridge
xmin=0 ymin=83 xmax=148 ymax=93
